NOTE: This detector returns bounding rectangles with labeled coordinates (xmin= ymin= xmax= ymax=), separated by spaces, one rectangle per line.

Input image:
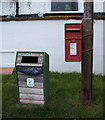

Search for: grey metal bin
xmin=15 ymin=51 xmax=49 ymax=105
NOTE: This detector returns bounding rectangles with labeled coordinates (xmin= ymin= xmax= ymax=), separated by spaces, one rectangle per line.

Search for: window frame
xmin=44 ymin=0 xmax=84 ymax=14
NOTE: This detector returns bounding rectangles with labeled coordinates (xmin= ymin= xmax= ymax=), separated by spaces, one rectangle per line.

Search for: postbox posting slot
xmin=66 ymin=28 xmax=80 ymax=31
xmin=21 ymin=56 xmax=38 ymax=63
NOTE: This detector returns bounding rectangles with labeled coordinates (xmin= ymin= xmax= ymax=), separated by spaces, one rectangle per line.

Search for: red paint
xmin=65 ymin=23 xmax=82 ymax=62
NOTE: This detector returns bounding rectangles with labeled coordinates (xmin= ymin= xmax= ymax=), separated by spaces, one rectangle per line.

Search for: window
xmin=51 ymin=0 xmax=78 ymax=11
xmin=1 ymin=0 xmax=82 ymax=17
xmin=1 ymin=2 xmax=16 ymax=16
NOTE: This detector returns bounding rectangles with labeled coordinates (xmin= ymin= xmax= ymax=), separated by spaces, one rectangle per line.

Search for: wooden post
xmin=80 ymin=1 xmax=93 ymax=104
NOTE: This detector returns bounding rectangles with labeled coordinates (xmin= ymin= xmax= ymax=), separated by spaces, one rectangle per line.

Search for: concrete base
xmin=0 ymin=67 xmax=14 ymax=74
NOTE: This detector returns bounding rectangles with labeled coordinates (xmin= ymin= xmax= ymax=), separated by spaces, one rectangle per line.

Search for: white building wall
xmin=103 ymin=2 xmax=105 ymax=75
xmin=0 ymin=51 xmax=15 ymax=67
xmin=0 ymin=22 xmax=2 ymax=69
xmin=1 ymin=19 xmax=104 ymax=75
xmin=93 ymin=20 xmax=103 ymax=75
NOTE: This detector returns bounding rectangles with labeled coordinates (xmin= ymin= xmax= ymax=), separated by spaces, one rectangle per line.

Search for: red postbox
xmin=65 ymin=23 xmax=82 ymax=62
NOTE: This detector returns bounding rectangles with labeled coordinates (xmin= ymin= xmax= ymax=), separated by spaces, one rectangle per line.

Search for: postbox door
xmin=65 ymin=40 xmax=81 ymax=62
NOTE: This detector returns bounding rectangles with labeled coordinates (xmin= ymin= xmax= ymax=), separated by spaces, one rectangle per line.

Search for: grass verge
xmin=2 ymin=72 xmax=103 ymax=118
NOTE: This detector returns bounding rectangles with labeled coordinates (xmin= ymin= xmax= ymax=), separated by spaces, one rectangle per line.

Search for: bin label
xmin=27 ymin=78 xmax=34 ymax=87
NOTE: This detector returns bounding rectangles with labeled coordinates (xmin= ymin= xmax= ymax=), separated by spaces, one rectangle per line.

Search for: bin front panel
xmin=18 ymin=72 xmax=44 ymax=104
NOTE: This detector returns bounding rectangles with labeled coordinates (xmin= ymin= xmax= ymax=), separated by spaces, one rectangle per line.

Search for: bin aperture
xmin=15 ymin=52 xmax=49 ymax=105
xmin=21 ymin=56 xmax=38 ymax=63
